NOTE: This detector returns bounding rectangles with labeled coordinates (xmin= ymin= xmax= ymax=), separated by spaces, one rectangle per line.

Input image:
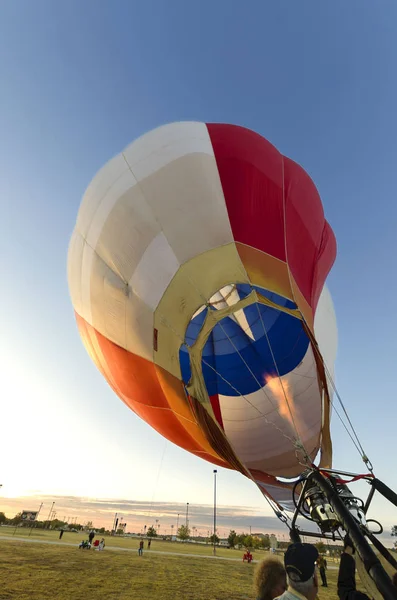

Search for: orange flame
xmin=265 ymin=375 xmax=300 ymax=436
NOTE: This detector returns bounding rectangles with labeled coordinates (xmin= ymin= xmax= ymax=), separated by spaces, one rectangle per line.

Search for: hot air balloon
xmin=68 ymin=122 xmax=337 ymax=509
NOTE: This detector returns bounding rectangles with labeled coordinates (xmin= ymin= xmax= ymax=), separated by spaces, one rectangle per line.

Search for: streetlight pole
xmin=186 ymin=503 xmax=189 ymax=529
xmin=213 ymin=469 xmax=217 ymax=556
xmin=46 ymin=502 xmax=55 ymax=529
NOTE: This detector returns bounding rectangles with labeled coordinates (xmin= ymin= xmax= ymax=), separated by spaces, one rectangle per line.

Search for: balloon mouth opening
xmin=178 ymin=283 xmax=308 ymax=399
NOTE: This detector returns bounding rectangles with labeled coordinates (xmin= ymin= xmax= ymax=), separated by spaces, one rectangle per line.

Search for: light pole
xmin=186 ymin=503 xmax=189 ymax=529
xmin=177 ymin=513 xmax=180 ymax=531
xmin=213 ymin=469 xmax=217 ymax=555
xmin=46 ymin=502 xmax=55 ymax=529
xmin=112 ymin=513 xmax=118 ymax=535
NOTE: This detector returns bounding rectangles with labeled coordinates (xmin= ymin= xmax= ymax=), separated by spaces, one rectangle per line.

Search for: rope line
xmin=322 ymin=361 xmax=372 ymax=469
xmin=147 ymin=438 xmax=168 ymax=522
xmin=156 ymin=304 xmax=299 ymax=451
xmin=249 ymin=286 xmax=308 ymax=459
xmin=184 ymin=274 xmax=302 ymax=445
xmin=305 ymin=330 xmax=373 ymax=470
xmin=200 ymin=356 xmax=297 ymax=449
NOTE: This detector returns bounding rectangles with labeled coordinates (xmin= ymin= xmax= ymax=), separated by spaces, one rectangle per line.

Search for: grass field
xmin=0 ymin=537 xmax=342 ymax=600
xmin=1 ymin=526 xmax=390 ymax=599
xmin=0 ymin=526 xmax=270 ymax=560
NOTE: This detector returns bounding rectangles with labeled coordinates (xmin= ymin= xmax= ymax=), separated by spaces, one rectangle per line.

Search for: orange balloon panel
xmin=75 ymin=313 xmax=229 ymax=468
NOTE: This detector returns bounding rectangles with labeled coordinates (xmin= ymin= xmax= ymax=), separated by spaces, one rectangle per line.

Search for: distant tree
xmin=243 ymin=535 xmax=254 ymax=550
xmin=209 ymin=533 xmax=220 ymax=545
xmin=177 ymin=525 xmax=190 ymax=541
xmin=69 ymin=523 xmax=83 ymax=531
xmin=147 ymin=526 xmax=158 ymax=538
xmin=316 ymin=542 xmax=326 ymax=554
xmin=261 ymin=534 xmax=270 ymax=550
xmin=86 ymin=521 xmax=93 ymax=530
xmin=236 ymin=533 xmax=246 ymax=548
xmin=98 ymin=527 xmax=105 ymax=534
xmin=51 ymin=519 xmax=66 ymax=530
xmin=116 ymin=528 xmax=124 ymax=535
xmin=391 ymin=526 xmax=397 ymax=537
xmin=0 ymin=512 xmax=7 ymax=525
xmin=227 ymin=530 xmax=238 ymax=548
xmin=10 ymin=512 xmax=23 ymax=525
xmin=252 ymin=536 xmax=262 ymax=550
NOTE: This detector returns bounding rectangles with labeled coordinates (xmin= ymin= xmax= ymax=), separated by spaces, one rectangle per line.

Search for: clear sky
xmin=1 ymin=0 xmax=397 ymax=536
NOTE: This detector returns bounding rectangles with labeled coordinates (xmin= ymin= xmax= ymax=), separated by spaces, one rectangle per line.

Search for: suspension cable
xmin=184 ymin=274 xmax=306 ymax=454
xmin=157 ymin=305 xmax=298 ymax=449
xmin=307 ymin=333 xmax=373 ymax=470
xmin=248 ymin=289 xmax=309 ymax=463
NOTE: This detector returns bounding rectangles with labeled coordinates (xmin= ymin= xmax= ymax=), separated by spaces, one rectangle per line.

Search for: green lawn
xmin=0 ymin=525 xmax=264 ymax=559
xmin=0 ymin=528 xmax=392 ymax=599
xmin=0 ymin=537 xmax=342 ymax=600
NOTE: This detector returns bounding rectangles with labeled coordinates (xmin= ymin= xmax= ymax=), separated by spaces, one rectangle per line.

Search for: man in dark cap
xmin=276 ymin=543 xmax=319 ymax=600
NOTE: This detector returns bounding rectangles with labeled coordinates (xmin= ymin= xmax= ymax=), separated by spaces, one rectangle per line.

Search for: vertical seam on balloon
xmin=280 ymin=161 xmax=323 ymax=463
xmin=310 ymin=222 xmax=328 ymax=308
xmin=121 ymin=152 xmax=175 ymax=369
xmin=205 ymin=123 xmax=236 ymax=246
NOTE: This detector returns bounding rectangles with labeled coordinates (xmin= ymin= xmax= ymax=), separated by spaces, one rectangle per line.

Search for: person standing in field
xmin=148 ymin=538 xmax=151 ymax=549
xmin=138 ymin=540 xmax=144 ymax=556
xmin=338 ymin=537 xmax=370 ymax=600
xmin=317 ymin=555 xmax=328 ymax=587
xmin=59 ymin=529 xmax=64 ymax=540
xmin=88 ymin=530 xmax=95 ymax=545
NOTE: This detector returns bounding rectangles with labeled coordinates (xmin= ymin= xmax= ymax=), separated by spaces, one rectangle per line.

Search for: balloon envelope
xmin=68 ymin=122 xmax=337 ymax=510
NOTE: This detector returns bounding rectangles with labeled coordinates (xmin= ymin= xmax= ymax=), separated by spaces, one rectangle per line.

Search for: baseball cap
xmin=284 ymin=543 xmax=319 ymax=583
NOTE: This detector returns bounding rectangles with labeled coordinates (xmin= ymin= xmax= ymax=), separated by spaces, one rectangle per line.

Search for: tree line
xmin=0 ymin=512 xmax=109 ymax=534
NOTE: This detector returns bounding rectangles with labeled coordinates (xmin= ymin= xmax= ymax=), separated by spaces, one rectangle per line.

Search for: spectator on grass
xmin=138 ymin=540 xmax=144 ymax=556
xmin=148 ymin=538 xmax=151 ymax=550
xmin=276 ymin=543 xmax=319 ymax=600
xmin=254 ymin=557 xmax=287 ymax=600
xmin=317 ymin=554 xmax=328 ymax=587
xmin=59 ymin=529 xmax=64 ymax=540
xmin=88 ymin=530 xmax=95 ymax=545
xmin=99 ymin=538 xmax=105 ymax=551
xmin=338 ymin=536 xmax=370 ymax=600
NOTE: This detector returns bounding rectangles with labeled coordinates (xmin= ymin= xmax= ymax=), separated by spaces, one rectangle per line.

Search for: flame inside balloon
xmin=265 ymin=374 xmax=301 ymax=437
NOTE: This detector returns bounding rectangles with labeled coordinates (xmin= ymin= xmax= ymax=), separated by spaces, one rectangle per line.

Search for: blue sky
xmin=1 ymin=0 xmax=397 ymax=534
